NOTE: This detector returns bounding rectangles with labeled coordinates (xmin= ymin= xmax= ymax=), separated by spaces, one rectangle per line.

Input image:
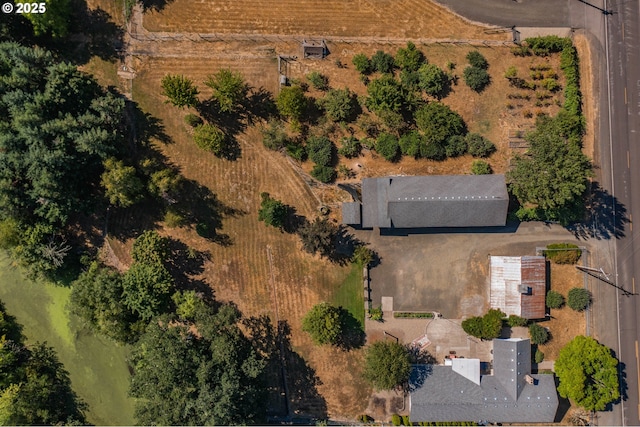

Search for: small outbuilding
xmin=490 ymin=255 xmax=547 ymax=320
xmin=302 ymin=40 xmax=327 ymax=59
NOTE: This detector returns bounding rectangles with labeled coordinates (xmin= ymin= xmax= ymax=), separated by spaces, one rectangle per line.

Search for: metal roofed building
xmin=490 ymin=256 xmax=547 ymax=320
xmin=409 ymin=338 xmax=558 ymax=424
xmin=345 ymin=174 xmax=509 ymax=228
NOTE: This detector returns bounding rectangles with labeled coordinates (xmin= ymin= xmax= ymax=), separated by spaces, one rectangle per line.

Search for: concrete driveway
xmin=354 ymin=221 xmax=589 ymax=318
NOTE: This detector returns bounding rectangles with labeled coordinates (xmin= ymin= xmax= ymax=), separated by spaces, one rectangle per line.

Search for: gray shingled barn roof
xmin=409 ymin=339 xmax=558 ymax=424
xmin=341 ymin=202 xmax=361 ymax=225
xmin=360 ymin=175 xmax=509 ymax=228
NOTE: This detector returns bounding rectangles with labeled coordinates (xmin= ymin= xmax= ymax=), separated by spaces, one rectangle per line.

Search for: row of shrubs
xmin=390 ymin=414 xmax=477 ymax=426
xmin=544 ymin=242 xmax=582 ymax=264
xmin=546 ymin=287 xmax=591 ymax=311
xmin=393 ymin=312 xmax=434 ymax=318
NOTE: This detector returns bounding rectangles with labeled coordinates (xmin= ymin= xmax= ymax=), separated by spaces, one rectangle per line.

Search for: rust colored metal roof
xmin=490 ymin=256 xmax=546 ymax=319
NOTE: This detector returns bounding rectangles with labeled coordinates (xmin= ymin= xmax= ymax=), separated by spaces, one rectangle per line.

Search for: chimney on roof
xmin=525 ymin=374 xmax=535 ymax=385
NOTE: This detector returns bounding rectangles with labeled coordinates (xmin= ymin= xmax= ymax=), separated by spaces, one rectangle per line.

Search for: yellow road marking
xmin=625 ymin=87 xmax=628 ymax=104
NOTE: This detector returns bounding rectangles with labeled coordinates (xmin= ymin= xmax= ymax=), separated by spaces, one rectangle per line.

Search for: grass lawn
xmin=0 ymin=252 xmax=135 ymax=426
xmin=332 ymin=263 xmax=365 ymax=327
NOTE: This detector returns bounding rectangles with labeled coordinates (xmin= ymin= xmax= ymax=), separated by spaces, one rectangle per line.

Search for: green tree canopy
xmin=366 ymin=75 xmax=405 ymax=114
xmin=193 ymin=123 xmax=227 ymax=156
xmin=101 ymin=158 xmax=145 ymax=207
xmin=463 ymin=66 xmax=490 ymax=92
xmin=417 ymin=63 xmax=449 ymax=98
xmin=506 ymin=115 xmax=592 ymax=224
xmin=0 ymin=43 xmax=125 ymax=228
xmin=161 ymin=74 xmax=199 ymax=108
xmin=205 ymin=69 xmax=249 ymax=113
xmin=69 ymin=261 xmax=141 ymax=343
xmin=276 ymin=86 xmax=307 ymax=122
xmin=395 ymin=42 xmax=426 ymax=72
xmin=415 ymin=102 xmax=466 ymax=146
xmin=466 ymin=133 xmax=496 ymax=158
xmin=306 ymin=135 xmax=334 ymax=167
xmin=122 ymin=262 xmax=174 ymax=321
xmin=555 ymin=336 xmax=619 ymax=411
xmin=302 ymin=302 xmax=343 ymax=345
xmin=375 ymin=132 xmax=400 ymax=162
xmin=371 ymin=50 xmax=395 ymax=74
xmin=0 ymin=300 xmax=86 ymax=425
xmin=319 ymin=88 xmax=359 ymax=122
xmin=132 ymin=230 xmax=170 ymax=265
xmin=352 ymin=53 xmax=372 ymax=74
xmin=258 ymin=192 xmax=288 ymax=229
xmin=24 ymin=0 xmax=71 ymax=38
xmin=363 ymin=341 xmax=411 ymax=390
xmin=129 ymin=305 xmax=267 ymax=425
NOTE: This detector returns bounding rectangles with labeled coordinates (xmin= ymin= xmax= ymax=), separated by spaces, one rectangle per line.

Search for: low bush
xmin=369 ymin=306 xmax=383 ymax=321
xmin=338 ymin=136 xmax=362 ymax=158
xmin=307 ymin=71 xmax=329 ymax=91
xmin=507 ymin=314 xmax=528 ymax=327
xmin=529 ymin=323 xmax=549 ymax=345
xmin=535 ymin=349 xmax=545 ymax=363
xmin=466 ymin=50 xmax=488 ymax=69
xmin=466 ymin=133 xmax=496 ymax=158
xmin=567 ymin=287 xmax=591 ymax=311
xmin=184 ymin=113 xmax=203 ymax=127
xmin=311 ymin=165 xmax=336 ymax=183
xmin=546 ymin=290 xmax=565 ymax=309
xmin=306 ymin=135 xmax=334 ymax=166
xmin=392 ymin=414 xmax=402 ymax=426
xmin=402 ymin=415 xmax=412 ymax=426
xmin=164 ymin=208 xmax=186 ymax=228
xmin=285 ymin=143 xmax=306 ymax=161
xmin=471 ymin=160 xmax=492 ymax=175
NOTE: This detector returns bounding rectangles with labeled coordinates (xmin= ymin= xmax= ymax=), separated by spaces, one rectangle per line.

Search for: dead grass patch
xmin=537 ymin=263 xmax=586 ymax=361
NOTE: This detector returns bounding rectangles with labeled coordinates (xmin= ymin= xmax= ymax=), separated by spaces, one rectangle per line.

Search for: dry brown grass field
xmin=537 ymin=263 xmax=586 ymax=361
xmin=143 ymin=0 xmax=505 ymax=40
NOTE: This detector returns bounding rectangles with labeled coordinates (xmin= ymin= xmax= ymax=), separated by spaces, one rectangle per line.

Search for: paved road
xmin=601 ymin=0 xmax=640 ymax=425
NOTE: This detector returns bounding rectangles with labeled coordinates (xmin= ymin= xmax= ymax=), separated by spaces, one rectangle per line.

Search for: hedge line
xmin=393 ymin=312 xmax=435 ymax=318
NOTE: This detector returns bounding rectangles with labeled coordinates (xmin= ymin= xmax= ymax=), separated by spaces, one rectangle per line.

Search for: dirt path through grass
xmin=0 ymin=253 xmax=135 ymax=425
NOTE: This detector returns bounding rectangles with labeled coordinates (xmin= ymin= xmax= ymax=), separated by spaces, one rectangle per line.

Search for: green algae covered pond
xmin=0 ymin=253 xmax=135 ymax=425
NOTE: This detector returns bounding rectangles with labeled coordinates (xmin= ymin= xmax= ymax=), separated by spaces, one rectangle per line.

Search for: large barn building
xmin=341 ymin=174 xmax=509 ymax=228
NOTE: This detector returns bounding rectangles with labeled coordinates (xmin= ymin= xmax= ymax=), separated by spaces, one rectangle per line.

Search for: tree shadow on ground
xmin=196 ymin=100 xmax=244 ymax=161
xmin=337 ymin=308 xmax=365 ymax=350
xmin=242 ymin=317 xmax=328 ymax=421
xmin=282 ymin=206 xmax=307 ymax=234
xmin=568 ymin=182 xmax=628 ymax=240
xmin=173 ymin=179 xmax=245 ymax=246
xmin=41 ymin=0 xmax=123 ymax=65
xmin=165 ymin=238 xmax=214 ymax=301
xmin=127 ymin=99 xmax=173 ymax=147
xmin=244 ymin=88 xmax=278 ymax=126
xmin=141 ymin=0 xmax=175 ymax=12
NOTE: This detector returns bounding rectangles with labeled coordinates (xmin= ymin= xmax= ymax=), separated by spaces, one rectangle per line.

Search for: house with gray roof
xmin=409 ymin=338 xmax=558 ymax=424
xmin=341 ymin=174 xmax=509 ymax=228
